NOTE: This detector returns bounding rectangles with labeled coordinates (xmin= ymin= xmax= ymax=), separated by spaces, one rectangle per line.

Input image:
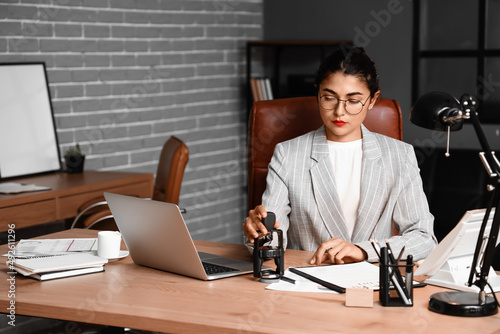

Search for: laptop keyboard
xmin=202 ymin=262 xmax=238 ymax=275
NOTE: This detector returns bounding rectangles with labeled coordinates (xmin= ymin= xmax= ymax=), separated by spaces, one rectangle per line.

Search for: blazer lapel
xmin=351 ymin=125 xmax=386 ymax=242
xmin=309 ymin=127 xmax=351 ymax=242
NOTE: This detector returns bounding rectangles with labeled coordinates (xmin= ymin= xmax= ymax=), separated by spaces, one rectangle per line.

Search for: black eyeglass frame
xmin=318 ymin=95 xmax=371 ymax=115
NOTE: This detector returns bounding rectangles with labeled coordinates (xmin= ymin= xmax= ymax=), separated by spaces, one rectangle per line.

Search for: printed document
xmin=11 ymin=238 xmax=98 ymax=258
xmin=267 ymin=261 xmax=379 ymax=293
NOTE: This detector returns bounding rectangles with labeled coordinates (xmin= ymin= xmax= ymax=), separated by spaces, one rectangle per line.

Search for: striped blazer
xmin=262 ymin=125 xmax=437 ymax=262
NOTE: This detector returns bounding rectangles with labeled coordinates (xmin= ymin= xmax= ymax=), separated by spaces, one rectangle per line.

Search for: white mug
xmin=97 ymin=231 xmax=121 ymax=259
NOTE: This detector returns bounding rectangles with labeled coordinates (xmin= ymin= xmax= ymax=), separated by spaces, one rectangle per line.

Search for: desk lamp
xmin=410 ymin=91 xmax=500 ymax=317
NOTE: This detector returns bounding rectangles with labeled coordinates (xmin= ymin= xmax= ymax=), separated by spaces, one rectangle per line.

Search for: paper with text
xmin=11 ymin=238 xmax=98 ymax=258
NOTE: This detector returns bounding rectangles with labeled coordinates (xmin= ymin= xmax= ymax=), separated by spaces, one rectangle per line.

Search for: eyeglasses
xmin=319 ymin=95 xmax=371 ymax=115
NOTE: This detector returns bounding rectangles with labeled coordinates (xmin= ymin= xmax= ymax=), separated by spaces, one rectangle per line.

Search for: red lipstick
xmin=333 ymin=120 xmax=346 ymax=126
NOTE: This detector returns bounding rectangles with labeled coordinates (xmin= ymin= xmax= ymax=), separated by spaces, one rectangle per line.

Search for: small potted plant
xmin=64 ymin=143 xmax=85 ymax=173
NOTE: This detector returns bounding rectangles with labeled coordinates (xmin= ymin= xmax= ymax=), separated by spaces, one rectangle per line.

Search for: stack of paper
xmin=13 ymin=253 xmax=107 ymax=281
xmin=13 ymin=238 xmax=98 ymax=258
xmin=0 ymin=182 xmax=51 ymax=194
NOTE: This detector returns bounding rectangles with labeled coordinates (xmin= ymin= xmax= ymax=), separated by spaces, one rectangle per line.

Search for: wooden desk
xmin=0 ymin=171 xmax=154 ymax=231
xmin=0 ymin=229 xmax=498 ymax=333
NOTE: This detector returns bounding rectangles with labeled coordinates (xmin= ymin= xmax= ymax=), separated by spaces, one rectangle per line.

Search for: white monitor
xmin=415 ymin=208 xmax=500 ymax=292
xmin=0 ymin=62 xmax=61 ymax=179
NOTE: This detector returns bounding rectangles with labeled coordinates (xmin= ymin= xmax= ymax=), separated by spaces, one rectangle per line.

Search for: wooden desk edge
xmin=1 ymin=230 xmax=499 ymax=334
xmin=0 ymin=171 xmax=154 ymax=207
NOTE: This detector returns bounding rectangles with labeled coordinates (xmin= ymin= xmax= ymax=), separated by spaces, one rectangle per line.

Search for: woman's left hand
xmin=310 ymin=237 xmax=367 ymax=265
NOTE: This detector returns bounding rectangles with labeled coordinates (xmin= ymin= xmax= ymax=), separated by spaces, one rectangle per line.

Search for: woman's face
xmin=318 ymin=72 xmax=380 ymax=142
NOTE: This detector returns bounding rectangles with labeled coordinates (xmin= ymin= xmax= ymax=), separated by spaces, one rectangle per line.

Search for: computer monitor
xmin=415 ymin=208 xmax=500 ymax=292
xmin=0 ymin=62 xmax=61 ymax=179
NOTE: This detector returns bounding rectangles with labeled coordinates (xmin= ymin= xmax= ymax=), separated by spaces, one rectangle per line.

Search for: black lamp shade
xmin=410 ymin=91 xmax=464 ymax=132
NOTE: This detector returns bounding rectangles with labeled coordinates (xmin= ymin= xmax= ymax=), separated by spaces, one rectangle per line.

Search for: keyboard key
xmin=202 ymin=262 xmax=238 ymax=275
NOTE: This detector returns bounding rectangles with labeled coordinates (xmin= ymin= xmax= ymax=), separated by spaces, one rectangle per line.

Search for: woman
xmin=243 ymin=47 xmax=436 ymax=265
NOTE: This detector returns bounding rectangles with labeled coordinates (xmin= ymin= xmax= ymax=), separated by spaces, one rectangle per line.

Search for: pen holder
xmin=379 ymin=247 xmax=414 ymax=307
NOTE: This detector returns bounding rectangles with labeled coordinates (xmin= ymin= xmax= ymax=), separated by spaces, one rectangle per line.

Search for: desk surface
xmin=0 ymin=171 xmax=154 ymax=230
xmin=1 ymin=229 xmax=499 ymax=334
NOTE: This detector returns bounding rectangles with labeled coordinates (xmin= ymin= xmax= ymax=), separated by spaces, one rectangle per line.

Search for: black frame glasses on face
xmin=319 ymin=95 xmax=371 ymax=115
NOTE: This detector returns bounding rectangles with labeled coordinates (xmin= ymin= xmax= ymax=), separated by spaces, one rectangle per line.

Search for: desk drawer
xmin=0 ymin=199 xmax=56 ymax=231
xmin=58 ymin=182 xmax=152 ymax=219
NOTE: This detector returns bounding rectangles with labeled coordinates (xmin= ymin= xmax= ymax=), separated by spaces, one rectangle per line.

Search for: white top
xmin=327 ymin=139 xmax=363 ymax=238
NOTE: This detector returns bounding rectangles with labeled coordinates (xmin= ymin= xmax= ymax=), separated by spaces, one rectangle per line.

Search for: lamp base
xmin=429 ymin=291 xmax=498 ymax=317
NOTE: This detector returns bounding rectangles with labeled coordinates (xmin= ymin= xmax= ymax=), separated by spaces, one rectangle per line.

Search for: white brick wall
xmin=0 ymin=0 xmax=263 ymax=243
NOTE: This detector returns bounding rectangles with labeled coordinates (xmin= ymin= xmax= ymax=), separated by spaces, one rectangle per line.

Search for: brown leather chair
xmin=247 ymin=96 xmax=402 ymax=211
xmin=71 ymin=136 xmax=189 ymax=230
xmin=152 ymin=135 xmax=189 ymax=204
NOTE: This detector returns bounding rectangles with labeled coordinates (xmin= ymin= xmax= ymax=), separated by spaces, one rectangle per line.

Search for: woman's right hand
xmin=242 ymin=205 xmax=280 ymax=243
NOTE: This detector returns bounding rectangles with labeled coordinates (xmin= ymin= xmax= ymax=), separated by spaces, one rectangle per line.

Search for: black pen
xmin=406 ymin=255 xmax=413 ymax=293
xmin=385 ymin=239 xmax=411 ymax=303
xmin=370 ymin=238 xmax=381 ymax=260
xmin=280 ymin=275 xmax=295 ymax=284
xmin=289 ymin=267 xmax=346 ymax=293
xmin=396 ymin=246 xmax=405 ymax=265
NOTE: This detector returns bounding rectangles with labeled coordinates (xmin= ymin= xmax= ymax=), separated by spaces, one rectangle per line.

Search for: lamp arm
xmin=462 ymin=94 xmax=500 ymax=292
xmin=463 ymin=95 xmax=500 ymax=176
xmin=468 ymin=187 xmax=500 ymax=292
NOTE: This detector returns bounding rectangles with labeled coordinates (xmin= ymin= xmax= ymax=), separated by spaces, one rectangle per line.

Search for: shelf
xmin=247 ymin=40 xmax=353 ymax=46
xmin=245 ymin=40 xmax=353 ymax=116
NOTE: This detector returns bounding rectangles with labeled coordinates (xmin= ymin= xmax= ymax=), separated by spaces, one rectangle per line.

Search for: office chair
xmin=247 ymin=96 xmax=403 ymax=211
xmin=71 ymin=136 xmax=189 ymax=230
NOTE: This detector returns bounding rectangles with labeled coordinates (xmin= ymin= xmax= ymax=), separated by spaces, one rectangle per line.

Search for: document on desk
xmin=8 ymin=238 xmax=98 ymax=258
xmin=266 ymin=261 xmax=379 ymax=294
xmin=0 ymin=182 xmax=51 ymax=194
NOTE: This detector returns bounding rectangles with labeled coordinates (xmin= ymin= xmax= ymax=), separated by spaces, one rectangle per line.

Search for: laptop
xmin=104 ymin=192 xmax=255 ymax=280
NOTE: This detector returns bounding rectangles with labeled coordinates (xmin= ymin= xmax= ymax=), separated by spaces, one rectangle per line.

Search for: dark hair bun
xmin=315 ymin=45 xmax=380 ymax=97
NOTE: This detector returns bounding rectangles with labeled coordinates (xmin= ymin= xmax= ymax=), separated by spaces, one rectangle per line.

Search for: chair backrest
xmin=247 ymin=96 xmax=402 ymax=211
xmin=71 ymin=136 xmax=189 ymax=231
xmin=152 ymin=135 xmax=189 ymax=205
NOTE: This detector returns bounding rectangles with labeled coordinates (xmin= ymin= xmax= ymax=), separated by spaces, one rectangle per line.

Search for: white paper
xmin=14 ymin=253 xmax=107 ymax=275
xmin=266 ymin=269 xmax=339 ymax=293
xmin=0 ymin=182 xmax=50 ymax=194
xmin=266 ymin=262 xmax=380 ymax=293
xmin=10 ymin=238 xmax=98 ymax=258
